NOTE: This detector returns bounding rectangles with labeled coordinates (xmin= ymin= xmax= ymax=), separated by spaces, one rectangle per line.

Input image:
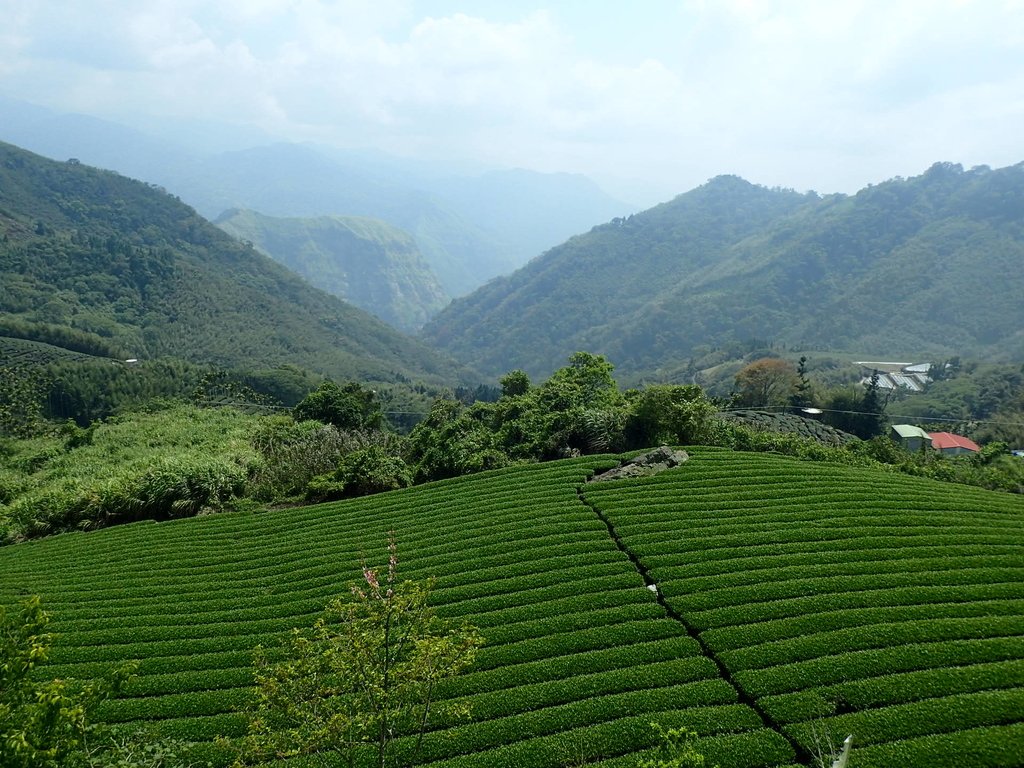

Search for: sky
xmin=2 ymin=0 xmax=1023 ymax=206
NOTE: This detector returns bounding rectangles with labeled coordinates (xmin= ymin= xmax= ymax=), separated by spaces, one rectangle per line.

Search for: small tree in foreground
xmin=1 ymin=596 xmax=193 ymax=768
xmin=234 ymin=535 xmax=483 ymax=768
xmin=1 ymin=595 xmax=93 ymax=768
xmin=637 ymin=724 xmax=718 ymax=768
xmin=809 ymin=725 xmax=853 ymax=768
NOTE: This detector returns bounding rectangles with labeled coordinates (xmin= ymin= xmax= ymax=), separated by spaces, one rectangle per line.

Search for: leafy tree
xmin=0 ymin=365 xmax=50 ymax=438
xmin=821 ymin=386 xmax=871 ymax=438
xmin=293 ymin=380 xmax=383 ymax=431
xmin=306 ymin=445 xmax=413 ymax=501
xmin=0 ymin=596 xmax=145 ymax=768
xmin=499 ymin=369 xmax=531 ymax=398
xmin=637 ymin=724 xmax=718 ymax=768
xmin=545 ymin=352 xmax=623 ymax=411
xmin=526 ymin=353 xmax=627 ymax=457
xmin=624 ymin=384 xmax=718 ymax=449
xmin=405 ymin=399 xmax=508 ymax=482
xmin=733 ymin=358 xmax=798 ymax=407
xmin=858 ymin=371 xmax=887 ymax=439
xmin=190 ymin=370 xmax=277 ymax=410
xmin=1 ymin=595 xmax=90 ymax=767
xmin=789 ymin=355 xmax=814 ymax=408
xmin=235 ymin=537 xmax=482 ymax=768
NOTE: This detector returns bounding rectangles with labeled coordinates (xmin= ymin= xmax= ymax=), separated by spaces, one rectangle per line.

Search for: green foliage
xmin=0 ymin=403 xmax=259 ymax=541
xmin=821 ymin=385 xmax=885 ymax=440
xmin=583 ymin=448 xmax=1024 ymax=766
xmin=0 ymin=364 xmax=50 ymax=437
xmin=234 ymin=537 xmax=482 ymax=768
xmin=1 ymin=595 xmax=88 ymax=767
xmin=0 ymin=596 xmax=137 ymax=768
xmin=88 ymin=734 xmax=211 ymax=767
xmin=293 ymin=379 xmax=384 ymax=431
xmin=306 ymin=445 xmax=413 ymax=501
xmin=406 ymin=399 xmax=509 ymax=482
xmin=637 ymin=724 xmax=718 ymax=768
xmin=248 ymin=418 xmax=351 ymax=501
xmin=789 ymin=356 xmax=813 ymax=409
xmin=190 ymin=371 xmax=277 ymax=410
xmin=499 ymin=369 xmax=531 ymax=398
xmin=0 ymin=141 xmax=457 ymax=388
xmin=0 ymin=317 xmax=125 ymax=358
xmin=0 ymin=596 xmax=201 ymax=768
xmin=2 ymin=453 xmax=1022 ymax=765
xmin=624 ymin=384 xmax=719 ymax=449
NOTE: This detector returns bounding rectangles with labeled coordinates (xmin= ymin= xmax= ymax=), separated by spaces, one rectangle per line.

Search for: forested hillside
xmin=424 ymin=163 xmax=1024 ymax=379
xmin=215 ymin=209 xmax=449 ymax=332
xmin=0 ymin=142 xmax=460 ymax=386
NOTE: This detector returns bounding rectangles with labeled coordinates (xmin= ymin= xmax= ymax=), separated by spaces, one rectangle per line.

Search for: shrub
xmin=306 ymin=445 xmax=413 ymax=501
xmin=292 ymin=380 xmax=383 ymax=431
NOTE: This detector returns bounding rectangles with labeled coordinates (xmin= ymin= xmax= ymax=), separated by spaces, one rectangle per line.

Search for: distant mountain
xmin=423 ymin=163 xmax=1024 ymax=380
xmin=0 ymin=98 xmax=630 ymax=297
xmin=158 ymin=143 xmax=520 ymax=297
xmin=215 ymin=209 xmax=448 ymax=332
xmin=0 ymin=94 xmax=194 ymax=187
xmin=430 ymin=168 xmax=631 ymax=267
xmin=0 ymin=141 xmax=461 ymax=386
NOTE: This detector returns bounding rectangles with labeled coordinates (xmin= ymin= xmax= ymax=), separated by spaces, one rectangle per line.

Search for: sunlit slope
xmin=0 ymin=458 xmax=792 ymax=768
xmin=582 ymin=448 xmax=1024 ymax=768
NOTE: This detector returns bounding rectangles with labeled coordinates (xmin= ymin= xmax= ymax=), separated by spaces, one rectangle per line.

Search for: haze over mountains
xmin=0 ymin=96 xmax=629 ymax=299
xmin=3 ymin=94 xmax=1024 ymax=392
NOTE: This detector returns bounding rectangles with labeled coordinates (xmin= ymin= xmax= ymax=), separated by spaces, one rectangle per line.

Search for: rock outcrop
xmin=588 ymin=446 xmax=689 ymax=483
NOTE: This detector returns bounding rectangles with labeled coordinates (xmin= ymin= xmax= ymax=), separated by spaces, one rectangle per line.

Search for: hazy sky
xmin=2 ymin=0 xmax=1023 ymax=205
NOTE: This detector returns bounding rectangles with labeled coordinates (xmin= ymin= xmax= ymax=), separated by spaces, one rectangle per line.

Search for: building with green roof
xmin=891 ymin=424 xmax=932 ymax=452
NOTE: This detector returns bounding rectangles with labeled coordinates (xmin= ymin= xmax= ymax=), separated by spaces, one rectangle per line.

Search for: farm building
xmin=856 ymin=361 xmax=932 ymax=392
xmin=891 ymin=424 xmax=932 ymax=452
xmin=929 ymin=432 xmax=981 ymax=455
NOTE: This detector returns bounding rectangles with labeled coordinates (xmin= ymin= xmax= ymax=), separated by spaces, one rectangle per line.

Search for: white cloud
xmin=1 ymin=0 xmax=1022 ymax=202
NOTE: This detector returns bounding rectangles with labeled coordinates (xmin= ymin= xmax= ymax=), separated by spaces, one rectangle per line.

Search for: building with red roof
xmin=928 ymin=432 xmax=981 ymax=455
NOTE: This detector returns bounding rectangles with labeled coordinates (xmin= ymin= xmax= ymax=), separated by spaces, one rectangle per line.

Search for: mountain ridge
xmin=423 ymin=163 xmax=1024 ymax=380
xmin=0 ymin=96 xmax=630 ymax=298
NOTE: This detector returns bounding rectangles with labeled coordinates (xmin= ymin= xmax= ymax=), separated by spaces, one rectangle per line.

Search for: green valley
xmin=215 ymin=209 xmax=448 ymax=332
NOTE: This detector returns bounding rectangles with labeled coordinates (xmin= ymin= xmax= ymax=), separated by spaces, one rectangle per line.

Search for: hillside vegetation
xmin=215 ymin=209 xmax=448 ymax=332
xmin=424 ymin=163 xmax=1024 ymax=379
xmin=0 ymin=141 xmax=459 ymax=386
xmin=0 ymin=450 xmax=1021 ymax=766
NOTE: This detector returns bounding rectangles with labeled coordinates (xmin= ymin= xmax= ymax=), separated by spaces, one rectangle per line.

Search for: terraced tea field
xmin=582 ymin=448 xmax=1024 ymax=767
xmin=1 ymin=448 xmax=1022 ymax=767
xmin=0 ymin=336 xmax=101 ymax=366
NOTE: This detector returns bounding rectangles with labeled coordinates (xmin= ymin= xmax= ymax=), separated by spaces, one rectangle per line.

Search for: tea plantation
xmin=1 ymin=448 xmax=1022 ymax=767
xmin=582 ymin=448 xmax=1024 ymax=767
